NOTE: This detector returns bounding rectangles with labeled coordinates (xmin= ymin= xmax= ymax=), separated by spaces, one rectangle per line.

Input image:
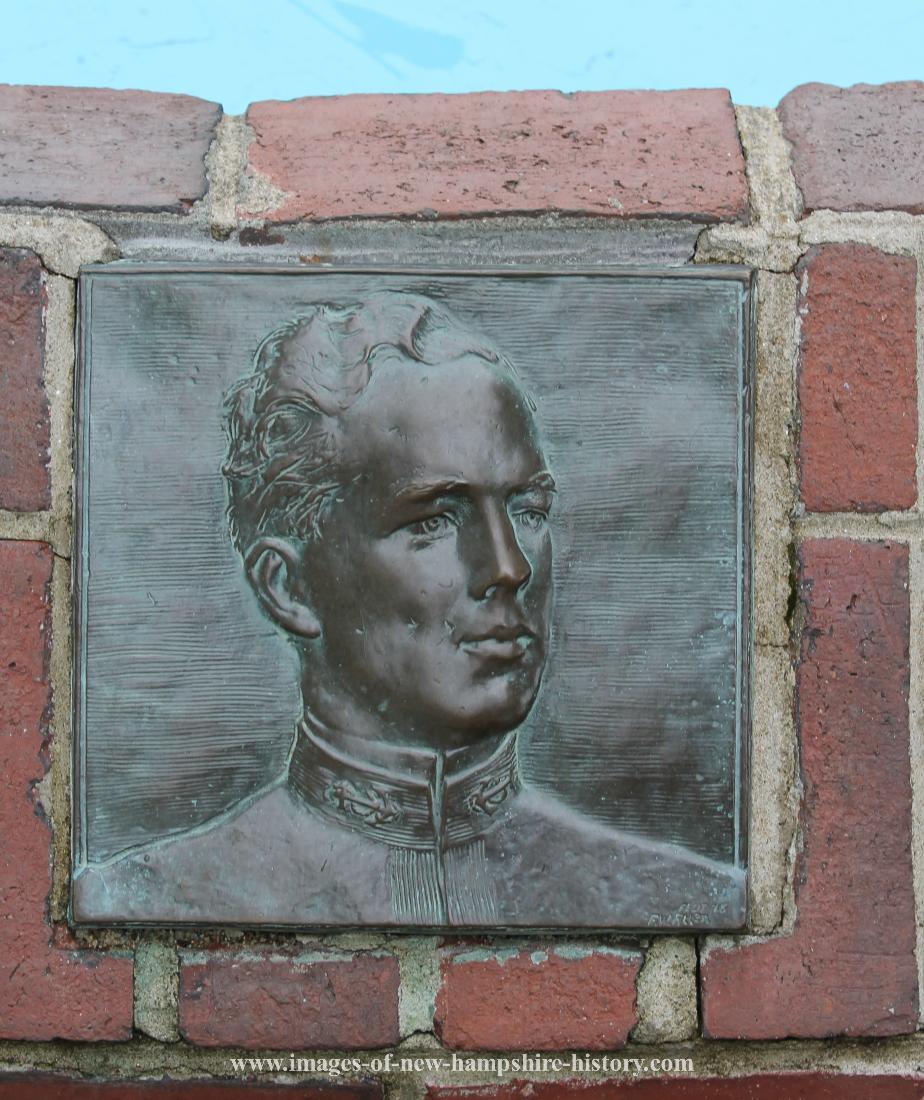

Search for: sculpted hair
xmin=222 ymin=292 xmax=515 ymax=553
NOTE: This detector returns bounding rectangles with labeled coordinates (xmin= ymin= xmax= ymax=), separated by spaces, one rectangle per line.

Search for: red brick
xmin=0 ymin=85 xmax=221 ymax=212
xmin=797 ymin=246 xmax=917 ymax=512
xmin=780 ymin=81 xmax=924 ymax=214
xmin=0 ymin=542 xmax=133 ymax=1040
xmin=701 ymin=540 xmax=916 ymax=1039
xmin=0 ymin=1077 xmax=381 ymax=1099
xmin=0 ymin=249 xmax=48 ymax=511
xmin=244 ymin=90 xmax=748 ymax=223
xmin=179 ymin=952 xmax=399 ymax=1049
xmin=434 ymin=946 xmax=642 ymax=1051
xmin=0 ymin=1078 xmax=382 ymax=1095
xmin=427 ymin=1075 xmax=924 ymax=1099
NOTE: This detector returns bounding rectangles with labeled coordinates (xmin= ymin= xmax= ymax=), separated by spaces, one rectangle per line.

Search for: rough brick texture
xmin=427 ymin=1076 xmax=924 ymax=1099
xmin=0 ymin=85 xmax=221 ymax=212
xmin=0 ymin=1078 xmax=381 ymax=1099
xmin=780 ymin=81 xmax=924 ymax=213
xmin=797 ymin=246 xmax=917 ymax=512
xmin=0 ymin=249 xmax=48 ymax=511
xmin=0 ymin=542 xmax=133 ymax=1040
xmin=244 ymin=90 xmax=748 ymax=223
xmin=434 ymin=947 xmax=642 ymax=1051
xmin=701 ymin=539 xmax=916 ymax=1038
xmin=179 ymin=952 xmax=400 ymax=1049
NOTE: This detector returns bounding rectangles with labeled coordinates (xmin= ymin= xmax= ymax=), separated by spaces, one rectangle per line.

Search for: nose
xmin=468 ymin=502 xmax=532 ymax=600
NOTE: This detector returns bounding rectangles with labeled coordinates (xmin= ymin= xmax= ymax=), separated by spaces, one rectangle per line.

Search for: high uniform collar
xmin=288 ymin=711 xmax=521 ymax=849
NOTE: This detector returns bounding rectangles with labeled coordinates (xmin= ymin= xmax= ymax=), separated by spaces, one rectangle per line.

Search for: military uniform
xmin=74 ymin=720 xmax=746 ymax=930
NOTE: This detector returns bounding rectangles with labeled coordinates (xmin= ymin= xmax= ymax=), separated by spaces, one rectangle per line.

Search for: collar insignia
xmin=325 ymin=779 xmax=404 ymax=826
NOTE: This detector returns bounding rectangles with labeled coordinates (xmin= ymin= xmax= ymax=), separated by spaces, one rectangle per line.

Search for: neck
xmin=300 ymin=702 xmax=512 ymax=777
xmin=287 ymin=707 xmax=522 ymax=848
xmin=301 ymin=680 xmax=496 ymax=752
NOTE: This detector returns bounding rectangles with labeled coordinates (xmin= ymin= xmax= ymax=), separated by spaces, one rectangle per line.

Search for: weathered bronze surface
xmin=72 ymin=265 xmax=753 ymax=931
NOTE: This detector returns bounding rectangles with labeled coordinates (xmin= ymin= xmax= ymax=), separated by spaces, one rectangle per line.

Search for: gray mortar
xmin=71 ymin=915 xmax=430 ymax=958
xmin=0 ymin=212 xmax=116 ymax=277
xmin=92 ymin=213 xmax=703 ymax=269
xmin=0 ymin=509 xmax=60 ymax=546
xmin=5 ymin=1034 xmax=924 ymax=1086
xmin=695 ymin=108 xmax=805 ymax=937
xmin=747 ymin=646 xmax=799 ymax=934
xmin=734 ymin=107 xmax=802 ymax=230
xmin=179 ymin=945 xmax=395 ymax=967
xmin=45 ymin=276 xmax=77 ymax=557
xmin=797 ymin=513 xmax=918 ymax=540
xmin=697 ymin=223 xmax=802 ymax=274
xmin=204 ymin=115 xmax=249 ymax=240
xmin=135 ymin=939 xmax=180 ymax=1042
xmin=47 ymin=555 xmax=74 ymax=922
xmin=394 ymin=938 xmax=441 ymax=1042
xmin=631 ymin=938 xmax=697 ymax=1043
xmin=696 ymin=280 xmax=800 ymax=929
xmin=46 ymin=277 xmax=79 ymax=919
xmin=696 ymin=106 xmax=803 ymax=273
xmin=385 ymin=1076 xmax=428 ymax=1100
xmin=800 ymin=210 xmax=924 ymax=254
xmin=751 ymin=272 xmax=799 ymax=650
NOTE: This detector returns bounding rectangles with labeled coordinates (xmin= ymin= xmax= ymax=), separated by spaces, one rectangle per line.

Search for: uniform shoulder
xmin=72 ymin=784 xmax=379 ymax=924
xmin=493 ymin=786 xmax=747 ymax=929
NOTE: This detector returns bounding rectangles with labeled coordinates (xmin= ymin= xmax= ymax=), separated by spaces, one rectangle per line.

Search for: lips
xmin=459 ymin=624 xmax=536 ymax=661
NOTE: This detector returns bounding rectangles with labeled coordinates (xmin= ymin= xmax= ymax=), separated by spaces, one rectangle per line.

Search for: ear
xmin=244 ymin=537 xmax=321 ymax=639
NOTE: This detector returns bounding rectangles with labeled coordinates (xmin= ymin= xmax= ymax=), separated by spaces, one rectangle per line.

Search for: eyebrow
xmin=515 ymin=472 xmax=557 ymax=495
xmin=392 ymin=479 xmax=468 ymax=506
xmin=392 ymin=472 xmax=557 ymax=507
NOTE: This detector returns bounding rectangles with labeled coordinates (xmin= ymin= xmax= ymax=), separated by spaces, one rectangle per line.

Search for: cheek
xmin=524 ymin=530 xmax=553 ymax=583
xmin=366 ymin=544 xmax=464 ymax=623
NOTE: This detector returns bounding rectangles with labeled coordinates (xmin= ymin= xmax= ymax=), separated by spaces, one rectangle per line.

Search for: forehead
xmin=338 ymin=354 xmax=545 ymax=493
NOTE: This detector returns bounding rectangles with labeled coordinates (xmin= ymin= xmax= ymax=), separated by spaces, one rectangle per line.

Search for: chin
xmin=451 ymin=675 xmax=543 ymax=738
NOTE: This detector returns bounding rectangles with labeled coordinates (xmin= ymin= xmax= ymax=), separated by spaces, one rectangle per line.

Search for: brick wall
xmin=1 ymin=80 xmax=923 ymax=1095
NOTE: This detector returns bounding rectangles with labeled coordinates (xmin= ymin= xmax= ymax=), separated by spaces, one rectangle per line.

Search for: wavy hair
xmin=222 ymin=292 xmax=517 ymax=553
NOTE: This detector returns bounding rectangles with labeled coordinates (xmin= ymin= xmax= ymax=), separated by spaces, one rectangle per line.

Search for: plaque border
xmin=72 ymin=263 xmax=755 ymax=931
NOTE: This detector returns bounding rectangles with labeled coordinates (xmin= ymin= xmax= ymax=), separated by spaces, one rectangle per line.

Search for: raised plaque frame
xmin=72 ymin=263 xmax=754 ymax=932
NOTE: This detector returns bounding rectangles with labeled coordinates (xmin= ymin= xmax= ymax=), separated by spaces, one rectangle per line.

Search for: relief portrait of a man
xmin=74 ymin=289 xmax=745 ymax=930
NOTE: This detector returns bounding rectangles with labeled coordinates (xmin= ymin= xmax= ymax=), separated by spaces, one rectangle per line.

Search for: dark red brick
xmin=244 ymin=90 xmax=748 ymax=223
xmin=179 ymin=952 xmax=400 ymax=1049
xmin=0 ymin=249 xmax=48 ymax=511
xmin=0 ymin=541 xmax=133 ymax=1040
xmin=434 ymin=946 xmax=642 ymax=1051
xmin=0 ymin=1077 xmax=381 ymax=1099
xmin=701 ymin=540 xmax=916 ymax=1039
xmin=0 ymin=84 xmax=221 ymax=212
xmin=427 ymin=1075 xmax=924 ymax=1098
xmin=797 ymin=246 xmax=917 ymax=512
xmin=780 ymin=81 xmax=924 ymax=213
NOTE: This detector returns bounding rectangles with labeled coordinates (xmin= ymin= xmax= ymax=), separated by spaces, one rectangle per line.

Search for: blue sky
xmin=2 ymin=0 xmax=921 ymax=113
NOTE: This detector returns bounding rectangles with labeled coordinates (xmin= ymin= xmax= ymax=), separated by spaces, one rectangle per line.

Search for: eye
xmin=406 ymin=514 xmax=454 ymax=538
xmin=514 ymin=508 xmax=548 ymax=531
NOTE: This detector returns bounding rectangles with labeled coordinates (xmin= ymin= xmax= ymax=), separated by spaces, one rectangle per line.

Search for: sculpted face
xmin=301 ymin=353 xmax=554 ymax=746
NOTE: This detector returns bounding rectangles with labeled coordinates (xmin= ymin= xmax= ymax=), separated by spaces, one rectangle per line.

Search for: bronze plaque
xmin=72 ymin=265 xmax=753 ymax=931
